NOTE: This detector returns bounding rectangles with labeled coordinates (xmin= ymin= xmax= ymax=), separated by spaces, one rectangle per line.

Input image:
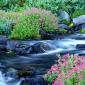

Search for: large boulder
xmin=31 ymin=42 xmax=55 ymax=53
xmin=13 ymin=43 xmax=32 ymax=55
xmin=20 ymin=76 xmax=48 ymax=85
xmin=73 ymin=15 xmax=85 ymax=25
xmin=7 ymin=41 xmax=56 ymax=55
xmin=59 ymin=11 xmax=70 ymax=21
xmin=7 ymin=42 xmax=32 ymax=55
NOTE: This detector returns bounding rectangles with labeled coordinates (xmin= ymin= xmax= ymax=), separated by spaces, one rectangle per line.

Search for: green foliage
xmin=23 ymin=8 xmax=58 ymax=32
xmin=46 ymin=72 xmax=58 ymax=84
xmin=0 ymin=17 xmax=12 ymax=35
xmin=10 ymin=14 xmax=41 ymax=40
xmin=60 ymin=19 xmax=71 ymax=25
xmin=80 ymin=29 xmax=85 ymax=34
xmin=0 ymin=0 xmax=85 ymax=16
xmin=72 ymin=10 xmax=85 ymax=18
xmin=0 ymin=10 xmax=22 ymax=35
xmin=58 ymin=29 xmax=67 ymax=34
xmin=0 ymin=28 xmax=4 ymax=35
xmin=39 ymin=16 xmax=57 ymax=32
xmin=10 ymin=8 xmax=58 ymax=40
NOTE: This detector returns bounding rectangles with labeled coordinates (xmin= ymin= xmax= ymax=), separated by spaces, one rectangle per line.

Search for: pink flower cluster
xmin=47 ymin=54 xmax=85 ymax=85
xmin=23 ymin=7 xmax=57 ymax=24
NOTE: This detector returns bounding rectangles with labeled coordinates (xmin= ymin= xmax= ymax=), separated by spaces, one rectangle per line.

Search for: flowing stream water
xmin=0 ymin=34 xmax=85 ymax=85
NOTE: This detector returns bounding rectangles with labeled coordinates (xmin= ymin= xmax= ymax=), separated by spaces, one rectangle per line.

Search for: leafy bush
xmin=1 ymin=0 xmax=85 ymax=16
xmin=24 ymin=8 xmax=58 ymax=32
xmin=0 ymin=10 xmax=22 ymax=35
xmin=46 ymin=54 xmax=85 ymax=85
xmin=72 ymin=10 xmax=85 ymax=18
xmin=0 ymin=28 xmax=4 ymax=35
xmin=0 ymin=0 xmax=25 ymax=11
xmin=10 ymin=14 xmax=41 ymax=40
xmin=5 ymin=12 xmax=22 ymax=21
xmin=10 ymin=8 xmax=58 ymax=40
xmin=80 ymin=29 xmax=85 ymax=34
xmin=0 ymin=17 xmax=12 ymax=35
xmin=58 ymin=29 xmax=67 ymax=34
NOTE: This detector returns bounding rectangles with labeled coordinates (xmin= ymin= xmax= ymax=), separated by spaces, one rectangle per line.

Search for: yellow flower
xmin=69 ymin=23 xmax=74 ymax=27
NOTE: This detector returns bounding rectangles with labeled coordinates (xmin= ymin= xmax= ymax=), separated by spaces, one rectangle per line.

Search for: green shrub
xmin=1 ymin=0 xmax=85 ymax=16
xmin=0 ymin=17 xmax=12 ymax=35
xmin=24 ymin=8 xmax=58 ymax=32
xmin=0 ymin=28 xmax=4 ymax=34
xmin=72 ymin=10 xmax=85 ymax=18
xmin=0 ymin=10 xmax=22 ymax=35
xmin=58 ymin=29 xmax=67 ymax=34
xmin=10 ymin=8 xmax=58 ymax=40
xmin=10 ymin=14 xmax=41 ymax=40
xmin=80 ymin=29 xmax=85 ymax=34
xmin=0 ymin=0 xmax=24 ymax=11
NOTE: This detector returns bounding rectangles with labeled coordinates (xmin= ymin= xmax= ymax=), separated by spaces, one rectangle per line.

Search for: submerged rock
xmin=14 ymin=43 xmax=32 ymax=55
xmin=10 ymin=41 xmax=56 ymax=55
xmin=7 ymin=42 xmax=32 ymax=55
xmin=5 ymin=68 xmax=18 ymax=78
xmin=76 ymin=44 xmax=85 ymax=50
xmin=0 ymin=36 xmax=7 ymax=45
xmin=0 ymin=36 xmax=7 ymax=54
xmin=20 ymin=76 xmax=48 ymax=85
xmin=17 ymin=67 xmax=36 ymax=78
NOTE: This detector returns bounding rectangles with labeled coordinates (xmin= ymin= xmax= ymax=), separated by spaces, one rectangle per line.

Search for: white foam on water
xmin=0 ymin=71 xmax=21 ymax=85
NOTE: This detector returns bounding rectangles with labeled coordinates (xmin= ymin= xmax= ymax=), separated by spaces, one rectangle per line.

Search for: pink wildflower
xmin=78 ymin=75 xmax=83 ymax=79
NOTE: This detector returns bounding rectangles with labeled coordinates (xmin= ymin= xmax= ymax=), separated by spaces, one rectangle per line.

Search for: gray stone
xmin=59 ymin=11 xmax=70 ymax=21
xmin=73 ymin=15 xmax=85 ymax=25
xmin=20 ymin=76 xmax=48 ymax=85
xmin=59 ymin=24 xmax=68 ymax=30
xmin=76 ymin=44 xmax=85 ymax=50
xmin=81 ymin=24 xmax=85 ymax=29
xmin=31 ymin=42 xmax=55 ymax=53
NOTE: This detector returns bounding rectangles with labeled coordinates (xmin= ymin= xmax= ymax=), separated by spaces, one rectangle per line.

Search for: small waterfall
xmin=0 ymin=71 xmax=7 ymax=85
xmin=0 ymin=71 xmax=21 ymax=85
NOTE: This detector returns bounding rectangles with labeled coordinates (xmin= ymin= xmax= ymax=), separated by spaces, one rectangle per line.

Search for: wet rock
xmin=76 ymin=44 xmax=85 ymax=50
xmin=0 ymin=45 xmax=7 ymax=51
xmin=59 ymin=24 xmax=68 ymax=30
xmin=0 ymin=36 xmax=7 ymax=54
xmin=69 ymin=25 xmax=81 ymax=32
xmin=17 ymin=67 xmax=36 ymax=78
xmin=31 ymin=42 xmax=55 ymax=53
xmin=59 ymin=11 xmax=70 ymax=21
xmin=14 ymin=44 xmax=32 ymax=55
xmin=40 ymin=29 xmax=57 ymax=39
xmin=5 ymin=68 xmax=18 ymax=78
xmin=73 ymin=15 xmax=85 ymax=25
xmin=0 ymin=63 xmax=5 ymax=69
xmin=81 ymin=23 xmax=85 ymax=29
xmin=20 ymin=76 xmax=48 ymax=85
xmin=0 ymin=36 xmax=7 ymax=45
